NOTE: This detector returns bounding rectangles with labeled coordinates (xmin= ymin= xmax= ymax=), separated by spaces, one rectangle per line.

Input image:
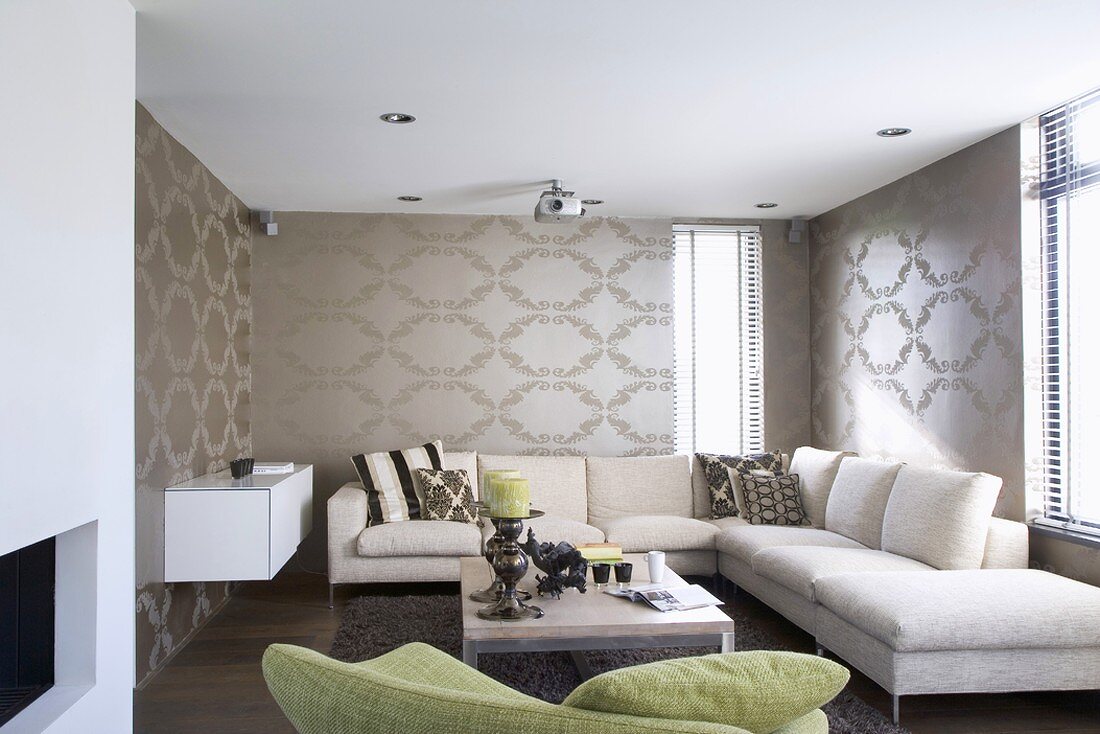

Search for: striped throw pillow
xmin=351 ymin=441 xmax=443 ymax=526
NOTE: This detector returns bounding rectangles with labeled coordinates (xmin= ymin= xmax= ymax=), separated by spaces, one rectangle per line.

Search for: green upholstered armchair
xmin=263 ymin=642 xmax=845 ymax=734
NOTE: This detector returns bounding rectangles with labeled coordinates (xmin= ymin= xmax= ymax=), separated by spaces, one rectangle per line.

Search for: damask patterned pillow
xmin=414 ymin=468 xmax=481 ymax=526
xmin=696 ymin=450 xmax=785 ymax=519
xmin=740 ymin=473 xmax=809 ymax=526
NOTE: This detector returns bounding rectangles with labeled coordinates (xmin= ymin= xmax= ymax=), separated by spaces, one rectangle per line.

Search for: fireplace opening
xmin=0 ymin=536 xmax=55 ymax=726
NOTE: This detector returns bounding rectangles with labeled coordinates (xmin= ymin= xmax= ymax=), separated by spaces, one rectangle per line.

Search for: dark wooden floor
xmin=134 ymin=569 xmax=1100 ymax=734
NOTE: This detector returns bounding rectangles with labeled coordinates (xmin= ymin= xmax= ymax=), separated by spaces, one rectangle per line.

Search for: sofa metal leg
xmin=815 ymin=642 xmax=825 ymax=657
xmin=892 ymin=694 xmax=900 ymax=725
xmin=328 ymin=583 xmax=335 ymax=610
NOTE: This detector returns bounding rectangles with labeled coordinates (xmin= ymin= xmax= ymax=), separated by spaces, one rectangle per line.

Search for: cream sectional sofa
xmin=328 ymin=453 xmax=723 ymax=594
xmin=717 ymin=448 xmax=1100 ymax=724
xmin=327 ymin=446 xmax=1100 ymax=724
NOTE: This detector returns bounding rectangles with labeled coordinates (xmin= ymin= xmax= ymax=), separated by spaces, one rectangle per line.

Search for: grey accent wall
xmin=251 ymin=213 xmax=810 ymax=567
xmin=809 ymin=129 xmax=1025 ymax=520
xmin=761 ymin=219 xmax=812 ymax=450
xmin=135 ymin=103 xmax=253 ymax=683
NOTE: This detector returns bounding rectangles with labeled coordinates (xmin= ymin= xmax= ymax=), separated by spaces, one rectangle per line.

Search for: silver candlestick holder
xmin=468 ymin=506 xmax=531 ymax=603
xmin=476 ymin=509 xmax=545 ymax=621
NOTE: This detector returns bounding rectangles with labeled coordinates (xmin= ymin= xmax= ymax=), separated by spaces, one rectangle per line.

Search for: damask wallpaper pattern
xmin=134 ymin=104 xmax=253 ymax=684
xmin=252 ymin=213 xmax=676 ymax=566
xmin=808 ymin=128 xmax=1025 ymax=521
xmin=253 ymin=213 xmax=809 ymax=568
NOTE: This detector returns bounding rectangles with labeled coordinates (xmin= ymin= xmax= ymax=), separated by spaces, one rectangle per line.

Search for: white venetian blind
xmin=673 ymin=224 xmax=764 ymax=456
xmin=1037 ymin=86 xmax=1100 ymax=536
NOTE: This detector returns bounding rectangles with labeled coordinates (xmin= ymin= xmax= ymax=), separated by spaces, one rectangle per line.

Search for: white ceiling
xmin=134 ymin=1 xmax=1100 ymax=219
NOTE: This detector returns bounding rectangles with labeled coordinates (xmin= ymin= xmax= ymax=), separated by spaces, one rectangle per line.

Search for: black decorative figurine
xmin=520 ymin=529 xmax=589 ymax=599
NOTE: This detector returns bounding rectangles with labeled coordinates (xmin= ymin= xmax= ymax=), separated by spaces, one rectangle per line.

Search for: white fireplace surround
xmin=4 ymin=523 xmax=98 ymax=734
xmin=0 ymin=1 xmax=136 ymax=731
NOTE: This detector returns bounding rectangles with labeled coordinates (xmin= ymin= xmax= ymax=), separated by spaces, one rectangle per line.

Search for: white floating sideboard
xmin=164 ymin=464 xmax=313 ymax=583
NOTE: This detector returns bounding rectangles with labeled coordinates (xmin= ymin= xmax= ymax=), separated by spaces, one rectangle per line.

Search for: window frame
xmin=671 ymin=223 xmax=765 ymax=457
xmin=1034 ymin=88 xmax=1100 ymax=538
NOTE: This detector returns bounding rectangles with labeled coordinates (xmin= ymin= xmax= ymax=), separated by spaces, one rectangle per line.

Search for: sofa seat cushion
xmin=708 ymin=516 xmax=750 ymax=531
xmin=357 ymin=520 xmax=482 ymax=558
xmin=751 ymin=547 xmax=933 ymax=602
xmin=715 ymin=525 xmax=866 ymax=565
xmin=814 ymin=569 xmax=1100 ymax=652
xmin=597 ymin=516 xmax=719 ymax=553
xmin=481 ymin=516 xmax=605 ymax=547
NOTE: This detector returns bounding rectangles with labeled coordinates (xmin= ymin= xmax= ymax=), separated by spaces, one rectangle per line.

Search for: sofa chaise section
xmin=813 ymin=569 xmax=1100 ymax=723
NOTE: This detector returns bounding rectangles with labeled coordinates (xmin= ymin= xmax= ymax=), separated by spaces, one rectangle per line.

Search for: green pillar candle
xmin=492 ymin=478 xmax=531 ymax=518
xmin=481 ymin=469 xmax=520 ymax=510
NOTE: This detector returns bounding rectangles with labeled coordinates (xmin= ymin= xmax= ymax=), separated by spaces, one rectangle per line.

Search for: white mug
xmin=646 ymin=550 xmax=666 ymax=583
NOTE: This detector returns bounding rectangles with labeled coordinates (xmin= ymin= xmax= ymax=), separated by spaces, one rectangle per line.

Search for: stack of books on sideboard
xmin=577 ymin=543 xmax=623 ymax=564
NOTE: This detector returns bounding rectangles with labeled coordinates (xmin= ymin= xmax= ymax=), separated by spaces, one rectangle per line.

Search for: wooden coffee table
xmin=460 ymin=553 xmax=734 ymax=676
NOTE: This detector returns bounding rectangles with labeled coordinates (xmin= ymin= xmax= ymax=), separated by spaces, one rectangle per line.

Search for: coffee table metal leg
xmin=569 ymin=650 xmax=594 ymax=680
xmin=721 ymin=632 xmax=735 ymax=653
xmin=462 ymin=640 xmax=478 ymax=669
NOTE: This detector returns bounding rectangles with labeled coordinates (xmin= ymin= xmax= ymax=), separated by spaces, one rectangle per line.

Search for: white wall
xmin=0 ymin=1 xmax=135 ymax=731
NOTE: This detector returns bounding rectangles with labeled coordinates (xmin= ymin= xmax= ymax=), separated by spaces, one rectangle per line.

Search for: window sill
xmin=1028 ymin=521 xmax=1100 ymax=549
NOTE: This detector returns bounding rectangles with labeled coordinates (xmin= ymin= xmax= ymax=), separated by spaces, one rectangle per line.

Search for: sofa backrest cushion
xmin=691 ymin=455 xmax=710 ymax=519
xmin=444 ymin=452 xmax=479 ymax=497
xmin=586 ymin=455 xmax=692 ymax=526
xmin=789 ymin=447 xmax=857 ymax=527
xmin=880 ymin=465 xmax=1002 ymax=570
xmin=981 ymin=517 xmax=1029 ymax=569
xmin=824 ymin=457 xmax=903 ymax=549
xmin=478 ymin=455 xmax=588 ymax=523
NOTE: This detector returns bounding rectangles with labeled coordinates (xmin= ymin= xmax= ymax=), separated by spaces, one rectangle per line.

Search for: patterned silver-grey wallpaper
xmin=809 ymin=128 xmax=1025 ymax=520
xmin=252 ymin=213 xmax=675 ymax=566
xmin=135 ymin=103 xmax=253 ymax=684
xmin=251 ymin=213 xmax=810 ymax=568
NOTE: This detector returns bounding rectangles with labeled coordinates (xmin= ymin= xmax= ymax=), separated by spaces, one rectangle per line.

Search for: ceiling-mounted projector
xmin=534 ymin=179 xmax=585 ymax=223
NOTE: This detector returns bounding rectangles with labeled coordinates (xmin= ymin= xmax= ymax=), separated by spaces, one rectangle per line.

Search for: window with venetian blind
xmin=1036 ymin=86 xmax=1100 ymax=537
xmin=672 ymin=224 xmax=764 ymax=456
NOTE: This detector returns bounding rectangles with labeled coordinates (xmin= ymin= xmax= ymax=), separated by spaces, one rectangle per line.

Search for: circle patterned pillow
xmin=740 ymin=473 xmax=808 ymax=526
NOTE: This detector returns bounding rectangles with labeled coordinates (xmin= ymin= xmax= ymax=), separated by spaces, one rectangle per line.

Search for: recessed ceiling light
xmin=876 ymin=127 xmax=912 ymax=137
xmin=397 ymin=195 xmax=422 ymax=202
xmin=380 ymin=113 xmax=416 ymax=124
xmin=755 ymin=202 xmax=778 ymax=209
xmin=581 ymin=199 xmax=604 ymax=205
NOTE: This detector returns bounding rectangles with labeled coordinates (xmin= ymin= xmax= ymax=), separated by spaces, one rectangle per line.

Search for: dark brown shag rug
xmin=330 ymin=593 xmax=910 ymax=734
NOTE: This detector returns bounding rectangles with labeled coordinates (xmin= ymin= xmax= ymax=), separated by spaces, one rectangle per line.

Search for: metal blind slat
xmin=1037 ymin=85 xmax=1100 ymax=539
xmin=673 ymin=225 xmax=764 ymax=456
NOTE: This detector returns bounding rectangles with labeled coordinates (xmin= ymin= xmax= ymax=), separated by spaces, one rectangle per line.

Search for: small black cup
xmin=230 ymin=459 xmax=248 ymax=479
xmin=245 ymin=457 xmax=254 ymax=475
xmin=614 ymin=561 xmax=633 ymax=586
xmin=591 ymin=563 xmax=611 ymax=586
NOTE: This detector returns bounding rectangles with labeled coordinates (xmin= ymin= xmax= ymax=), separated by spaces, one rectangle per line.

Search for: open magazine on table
xmin=605 ymin=582 xmax=723 ymax=612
